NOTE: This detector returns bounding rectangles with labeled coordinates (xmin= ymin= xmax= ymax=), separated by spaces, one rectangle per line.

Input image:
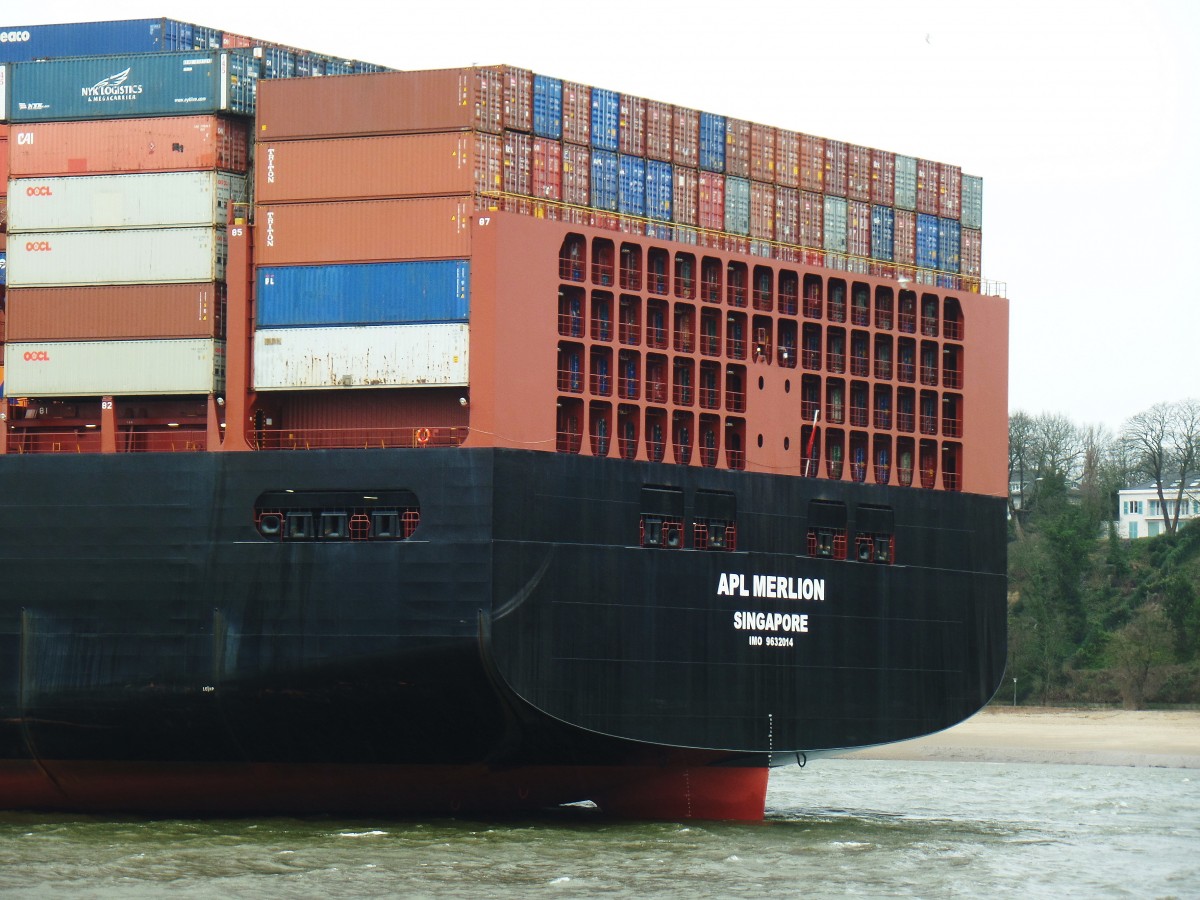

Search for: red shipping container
xmin=749 ymin=182 xmax=775 ymax=241
xmin=725 ymin=118 xmax=751 ymax=178
xmin=561 ymin=143 xmax=591 ymax=208
xmin=619 ymin=94 xmax=647 ymax=156
xmin=894 ymin=208 xmax=916 ymax=265
xmin=961 ymin=227 xmax=982 ymax=277
xmin=847 ymin=199 xmax=871 ymax=258
xmin=0 ymin=132 xmax=8 ymax=192
xmin=870 ymin=149 xmax=895 ymax=206
xmin=674 ymin=107 xmax=700 ymax=169
xmin=799 ymin=134 xmax=824 ymax=193
xmin=5 ymin=283 xmax=224 ymax=341
xmin=7 ymin=116 xmax=250 ymax=177
xmin=775 ymin=186 xmax=799 ymax=245
xmin=698 ymin=171 xmax=725 ymax=230
xmin=533 ymin=137 xmax=562 ymax=201
xmin=476 ymin=133 xmax=503 ymax=197
xmin=776 ymin=129 xmax=800 ymax=188
xmin=503 ymin=66 xmax=534 ymax=132
xmin=255 ymin=196 xmax=472 ymax=265
xmin=503 ymin=130 xmax=532 ymax=196
xmin=848 ymin=144 xmax=871 ymax=202
xmin=221 ymin=32 xmax=254 ymax=48
xmin=673 ymin=166 xmax=699 ymax=225
xmin=646 ymin=100 xmax=673 ymax=162
xmin=799 ymin=191 xmax=823 ymax=249
xmin=562 ymin=81 xmax=591 ymax=145
xmin=938 ymin=162 xmax=962 ymax=219
xmin=916 ymin=159 xmax=940 ymax=215
xmin=750 ymin=122 xmax=776 ymax=183
xmin=256 ymin=132 xmax=483 ymax=203
xmin=824 ymin=139 xmax=848 ymax=197
xmin=257 ymin=68 xmax=503 ymax=140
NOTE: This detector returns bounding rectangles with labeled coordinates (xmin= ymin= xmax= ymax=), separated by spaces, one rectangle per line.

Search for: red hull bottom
xmin=0 ymin=759 xmax=769 ymax=822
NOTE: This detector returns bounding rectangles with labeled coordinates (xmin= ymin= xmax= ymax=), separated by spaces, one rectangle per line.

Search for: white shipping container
xmin=6 ymin=228 xmax=227 ymax=287
xmin=7 ymin=172 xmax=248 ymax=232
xmin=4 ymin=339 xmax=225 ymax=397
xmin=254 ymin=324 xmax=469 ymax=390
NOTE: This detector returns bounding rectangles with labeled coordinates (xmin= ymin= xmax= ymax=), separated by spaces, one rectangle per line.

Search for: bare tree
xmin=1123 ymin=398 xmax=1200 ymax=536
xmin=1008 ymin=411 xmax=1035 ymax=538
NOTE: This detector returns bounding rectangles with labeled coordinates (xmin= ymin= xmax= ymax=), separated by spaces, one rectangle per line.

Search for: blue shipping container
xmin=645 ymin=159 xmax=673 ymax=221
xmin=533 ymin=74 xmax=563 ymax=139
xmin=0 ymin=18 xmax=221 ymax=63
xmin=256 ymin=260 xmax=470 ymax=328
xmin=618 ymin=154 xmax=646 ymax=216
xmin=824 ymin=196 xmax=847 ymax=252
xmin=938 ymin=218 xmax=961 ymax=273
xmin=591 ymin=149 xmax=618 ymax=212
xmin=725 ymin=176 xmax=750 ymax=236
xmin=871 ymin=206 xmax=895 ymax=262
xmin=591 ymin=88 xmax=619 ymax=151
xmin=916 ymin=213 xmax=939 ymax=269
xmin=699 ymin=112 xmax=726 ymax=173
xmin=9 ymin=51 xmax=259 ymax=122
xmin=0 ymin=251 xmax=6 ymax=286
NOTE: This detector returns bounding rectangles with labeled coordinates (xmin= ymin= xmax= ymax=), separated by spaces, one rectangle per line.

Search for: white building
xmin=1118 ymin=474 xmax=1200 ymax=538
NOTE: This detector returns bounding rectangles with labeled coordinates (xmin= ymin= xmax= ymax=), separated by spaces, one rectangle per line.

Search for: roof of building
xmin=1122 ymin=473 xmax=1200 ymax=493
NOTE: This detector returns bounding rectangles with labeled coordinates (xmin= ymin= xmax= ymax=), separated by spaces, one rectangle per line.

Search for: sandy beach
xmin=833 ymin=707 xmax=1200 ymax=768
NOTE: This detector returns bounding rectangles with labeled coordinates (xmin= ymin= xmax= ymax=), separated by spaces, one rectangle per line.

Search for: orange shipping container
xmin=257 ymin=68 xmax=504 ymax=140
xmin=5 ymin=283 xmax=224 ymax=341
xmin=257 ymin=133 xmax=483 ymax=203
xmin=6 ymin=116 xmax=250 ymax=177
xmin=0 ymin=132 xmax=9 ymax=193
xmin=255 ymin=196 xmax=473 ymax=266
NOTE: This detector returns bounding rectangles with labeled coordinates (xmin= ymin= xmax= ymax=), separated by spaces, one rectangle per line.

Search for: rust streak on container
xmin=5 ymin=284 xmax=224 ymax=341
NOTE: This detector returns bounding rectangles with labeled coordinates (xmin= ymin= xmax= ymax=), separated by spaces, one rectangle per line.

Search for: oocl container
xmin=253 ymin=324 xmax=469 ymax=390
xmin=6 ymin=116 xmax=251 ymax=176
xmin=8 ymin=171 xmax=247 ymax=231
xmin=4 ymin=283 xmax=224 ymax=340
xmin=256 ymin=260 xmax=470 ymax=328
xmin=7 ymin=227 xmax=226 ymax=287
xmin=4 ymin=338 xmax=224 ymax=397
xmin=9 ymin=51 xmax=259 ymax=122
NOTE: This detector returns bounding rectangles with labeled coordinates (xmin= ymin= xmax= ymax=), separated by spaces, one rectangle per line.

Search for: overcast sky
xmin=13 ymin=0 xmax=1200 ymax=433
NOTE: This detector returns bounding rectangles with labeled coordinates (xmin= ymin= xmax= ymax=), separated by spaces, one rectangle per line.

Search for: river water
xmin=1 ymin=759 xmax=1196 ymax=898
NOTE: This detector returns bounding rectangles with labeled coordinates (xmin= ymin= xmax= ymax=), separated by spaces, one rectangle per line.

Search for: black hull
xmin=0 ymin=447 xmax=1006 ymax=818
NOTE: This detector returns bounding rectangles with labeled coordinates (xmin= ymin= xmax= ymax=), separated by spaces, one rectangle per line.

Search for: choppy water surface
xmin=1 ymin=760 xmax=1196 ymax=898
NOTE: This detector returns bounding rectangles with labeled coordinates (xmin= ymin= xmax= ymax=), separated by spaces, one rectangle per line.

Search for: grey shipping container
xmin=9 ymin=51 xmax=258 ymax=122
xmin=7 ymin=172 xmax=248 ymax=231
xmin=7 ymin=227 xmax=226 ymax=286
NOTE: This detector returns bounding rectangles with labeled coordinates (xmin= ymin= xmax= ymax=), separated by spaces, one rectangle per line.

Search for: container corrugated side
xmin=646 ymin=100 xmax=672 ymax=162
xmin=4 ymin=338 xmax=224 ymax=397
xmin=938 ymin=163 xmax=961 ymax=219
xmin=502 ymin=66 xmax=533 ymax=132
xmin=823 ymin=140 xmax=848 ymax=197
xmin=775 ymin=129 xmax=799 ymax=189
xmin=699 ymin=112 xmax=725 ymax=173
xmin=894 ymin=155 xmax=917 ymax=210
xmin=847 ymin=199 xmax=870 ymax=259
xmin=800 ymin=134 xmax=824 ymax=193
xmin=1 ymin=63 xmax=9 ymax=123
xmin=698 ymin=172 xmax=724 ymax=230
xmin=256 ymin=260 xmax=470 ymax=328
xmin=672 ymin=166 xmax=698 ymax=226
xmin=533 ymin=74 xmax=562 ymax=139
xmin=915 ymin=212 xmax=939 ymax=269
xmin=591 ymin=88 xmax=619 ymax=151
xmin=591 ymin=149 xmax=618 ymax=212
xmin=502 ymin=131 xmax=532 ymax=196
xmin=749 ymin=182 xmax=774 ymax=241
xmin=848 ymin=144 xmax=871 ymax=201
xmin=253 ymin=324 xmax=468 ymax=390
xmin=870 ymin=149 xmax=895 ymax=206
xmin=8 ymin=172 xmax=247 ymax=231
xmin=7 ymin=227 xmax=226 ymax=287
xmin=750 ymin=122 xmax=775 ymax=183
xmin=937 ymin=217 xmax=960 ymax=272
xmin=619 ymin=94 xmax=646 ymax=156
xmin=775 ymin=186 xmax=799 ymax=244
xmin=7 ymin=116 xmax=250 ymax=176
xmin=916 ymin=159 xmax=939 ymax=215
xmin=871 ymin=206 xmax=895 ymax=262
xmin=823 ymin=196 xmax=847 ymax=253
xmin=0 ymin=250 xmax=7 ymax=286
xmin=0 ymin=131 xmax=8 ymax=185
xmin=0 ymin=19 xmax=216 ymax=63
xmin=255 ymin=197 xmax=471 ymax=266
xmin=562 ymin=143 xmax=591 ymax=208
xmin=724 ymin=176 xmax=750 ymax=236
xmin=645 ymin=160 xmax=672 ymax=222
xmin=673 ymin=107 xmax=699 ymax=169
xmin=256 ymin=133 xmax=481 ymax=203
xmin=532 ymin=138 xmax=562 ymax=200
xmin=562 ymin=81 xmax=590 ymax=145
xmin=256 ymin=68 xmax=501 ymax=140
xmin=725 ymin=118 xmax=751 ymax=179
xmin=961 ymin=227 xmax=981 ymax=277
xmin=4 ymin=283 xmax=223 ymax=340
xmin=962 ymin=174 xmax=983 ymax=228
xmin=799 ymin=191 xmax=823 ymax=249
xmin=894 ymin=209 xmax=916 ymax=266
xmin=9 ymin=51 xmax=258 ymax=122
xmin=618 ymin=154 xmax=646 ymax=216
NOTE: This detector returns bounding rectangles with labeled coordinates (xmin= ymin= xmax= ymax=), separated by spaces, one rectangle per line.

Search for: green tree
xmin=1109 ymin=605 xmax=1173 ymax=709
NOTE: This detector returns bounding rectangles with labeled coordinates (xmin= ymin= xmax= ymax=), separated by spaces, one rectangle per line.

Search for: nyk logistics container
xmin=7 ymin=116 xmax=251 ymax=176
xmin=253 ymin=324 xmax=469 ymax=390
xmin=256 ymin=68 xmax=503 ymax=140
xmin=9 ymin=51 xmax=259 ymax=122
xmin=0 ymin=18 xmax=223 ymax=63
xmin=8 ymin=227 xmax=226 ymax=286
xmin=3 ymin=338 xmax=224 ymax=397
xmin=5 ymin=283 xmax=224 ymax=340
xmin=8 ymin=172 xmax=248 ymax=231
xmin=256 ymin=260 xmax=470 ymax=328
